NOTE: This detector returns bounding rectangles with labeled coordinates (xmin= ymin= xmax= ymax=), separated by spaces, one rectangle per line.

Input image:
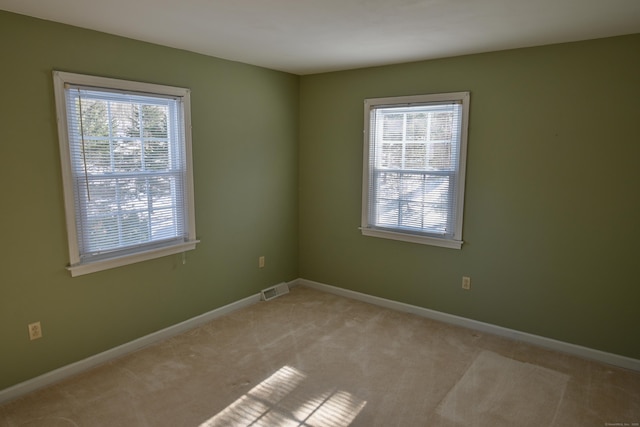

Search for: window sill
xmin=361 ymin=227 xmax=462 ymax=249
xmin=67 ymin=240 xmax=200 ymax=277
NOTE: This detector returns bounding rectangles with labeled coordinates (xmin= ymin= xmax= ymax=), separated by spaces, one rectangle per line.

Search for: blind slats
xmin=363 ymin=92 xmax=469 ymax=245
xmin=65 ymin=86 xmax=188 ymax=261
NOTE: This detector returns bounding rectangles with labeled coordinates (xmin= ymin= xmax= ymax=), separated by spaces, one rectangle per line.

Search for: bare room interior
xmin=0 ymin=1 xmax=639 ymax=425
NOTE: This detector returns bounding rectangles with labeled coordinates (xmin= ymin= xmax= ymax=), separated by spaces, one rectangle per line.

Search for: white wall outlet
xmin=462 ymin=276 xmax=471 ymax=290
xmin=259 ymin=256 xmax=265 ymax=268
xmin=28 ymin=321 xmax=42 ymax=340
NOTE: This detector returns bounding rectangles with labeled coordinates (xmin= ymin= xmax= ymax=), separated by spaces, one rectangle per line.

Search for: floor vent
xmin=261 ymin=282 xmax=290 ymax=301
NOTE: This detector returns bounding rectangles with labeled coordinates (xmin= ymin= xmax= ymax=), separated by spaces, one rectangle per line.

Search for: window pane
xmin=423 ymin=176 xmax=450 ymax=232
xmin=85 ymin=179 xmax=117 ymax=216
xmin=111 ymin=102 xmax=139 ymax=137
xmin=120 ymin=211 xmax=150 ymax=246
xmin=399 ymin=201 xmax=423 ymax=229
xmin=118 ymin=177 xmax=149 ymax=211
xmin=113 ymin=139 xmax=142 ymax=172
xmin=376 ymin=171 xmax=400 ymax=199
xmin=141 ymin=105 xmax=168 ymax=138
xmin=83 ymin=139 xmax=112 ymax=172
xmin=399 ymin=173 xmax=424 ymax=202
xmin=380 ymin=143 xmax=402 ymax=169
xmin=364 ymin=93 xmax=468 ymax=246
xmin=405 ymin=112 xmax=427 ymax=141
xmin=405 ymin=143 xmax=427 ymax=170
xmin=430 ymin=112 xmax=453 ymax=141
xmin=375 ymin=199 xmax=399 ymax=227
xmin=70 ymin=93 xmax=181 ymax=254
xmin=144 ymin=140 xmax=170 ymax=170
xmin=85 ymin=215 xmax=119 ymax=252
xmin=382 ymin=113 xmax=403 ymax=141
xmin=79 ymin=99 xmax=110 ymax=137
xmin=55 ymin=72 xmax=197 ymax=274
xmin=150 ymin=208 xmax=178 ymax=240
xmin=429 ymin=142 xmax=452 ymax=170
xmin=373 ymin=171 xmax=451 ymax=234
xmin=149 ymin=176 xmax=174 ymax=206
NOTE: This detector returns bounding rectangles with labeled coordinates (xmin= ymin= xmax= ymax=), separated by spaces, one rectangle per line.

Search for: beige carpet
xmin=434 ymin=350 xmax=569 ymax=426
xmin=1 ymin=286 xmax=639 ymax=426
xmin=201 ymin=365 xmax=367 ymax=426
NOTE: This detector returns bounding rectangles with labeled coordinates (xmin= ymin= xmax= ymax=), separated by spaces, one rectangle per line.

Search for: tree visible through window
xmin=53 ymin=72 xmax=198 ymax=276
xmin=362 ymin=92 xmax=470 ymax=249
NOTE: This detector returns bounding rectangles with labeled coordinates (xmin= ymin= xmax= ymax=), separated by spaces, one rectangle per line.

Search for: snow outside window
xmin=53 ymin=72 xmax=198 ymax=276
xmin=362 ymin=92 xmax=470 ymax=249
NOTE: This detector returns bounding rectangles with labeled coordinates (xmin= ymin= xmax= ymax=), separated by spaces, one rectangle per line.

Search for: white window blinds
xmin=362 ymin=92 xmax=470 ymax=249
xmin=54 ymin=72 xmax=198 ymax=275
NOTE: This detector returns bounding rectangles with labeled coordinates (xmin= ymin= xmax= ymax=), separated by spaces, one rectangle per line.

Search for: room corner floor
xmin=1 ymin=286 xmax=639 ymax=426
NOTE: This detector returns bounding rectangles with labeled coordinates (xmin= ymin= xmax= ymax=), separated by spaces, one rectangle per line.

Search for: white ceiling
xmin=2 ymin=0 xmax=639 ymax=75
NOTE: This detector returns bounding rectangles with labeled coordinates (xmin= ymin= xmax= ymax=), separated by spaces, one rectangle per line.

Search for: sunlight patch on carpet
xmin=200 ymin=366 xmax=366 ymax=426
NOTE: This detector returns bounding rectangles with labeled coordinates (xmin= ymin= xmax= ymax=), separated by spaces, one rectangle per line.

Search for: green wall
xmin=299 ymin=34 xmax=640 ymax=359
xmin=1 ymin=8 xmax=639 ymax=393
xmin=0 ymin=11 xmax=299 ymax=390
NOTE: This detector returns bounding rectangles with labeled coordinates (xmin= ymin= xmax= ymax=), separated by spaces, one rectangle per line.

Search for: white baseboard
xmin=295 ymin=278 xmax=640 ymax=372
xmin=0 ymin=291 xmax=264 ymax=404
xmin=3 ymin=277 xmax=637 ymax=405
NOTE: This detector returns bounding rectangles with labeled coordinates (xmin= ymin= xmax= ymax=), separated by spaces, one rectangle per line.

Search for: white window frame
xmin=361 ymin=92 xmax=470 ymax=249
xmin=53 ymin=71 xmax=198 ymax=276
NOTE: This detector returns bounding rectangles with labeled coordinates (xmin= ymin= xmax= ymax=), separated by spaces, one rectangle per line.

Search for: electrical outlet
xmin=462 ymin=276 xmax=471 ymax=290
xmin=28 ymin=321 xmax=42 ymax=340
xmin=259 ymin=256 xmax=265 ymax=268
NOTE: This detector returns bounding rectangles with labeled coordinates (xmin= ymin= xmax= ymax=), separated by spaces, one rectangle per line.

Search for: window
xmin=362 ymin=92 xmax=470 ymax=249
xmin=53 ymin=71 xmax=198 ymax=276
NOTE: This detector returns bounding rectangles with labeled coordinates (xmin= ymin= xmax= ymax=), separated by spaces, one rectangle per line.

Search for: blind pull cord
xmin=77 ymin=89 xmax=91 ymax=201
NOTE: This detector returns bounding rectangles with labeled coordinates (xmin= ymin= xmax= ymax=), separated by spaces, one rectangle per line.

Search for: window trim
xmin=361 ymin=92 xmax=470 ymax=249
xmin=53 ymin=71 xmax=198 ymax=276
